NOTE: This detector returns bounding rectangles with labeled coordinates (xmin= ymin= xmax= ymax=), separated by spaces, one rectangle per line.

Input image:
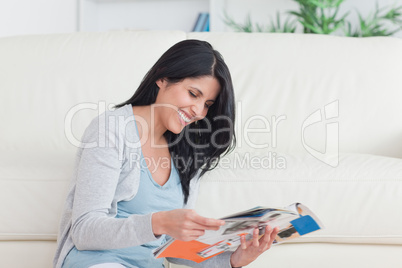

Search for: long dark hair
xmin=114 ymin=39 xmax=236 ymax=204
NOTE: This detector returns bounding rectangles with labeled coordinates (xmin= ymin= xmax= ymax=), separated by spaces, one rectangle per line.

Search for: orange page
xmin=157 ymin=239 xmax=223 ymax=263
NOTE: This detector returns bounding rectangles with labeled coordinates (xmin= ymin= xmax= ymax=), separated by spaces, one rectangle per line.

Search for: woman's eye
xmin=189 ymin=91 xmax=197 ymax=97
xmin=205 ymin=102 xmax=214 ymax=109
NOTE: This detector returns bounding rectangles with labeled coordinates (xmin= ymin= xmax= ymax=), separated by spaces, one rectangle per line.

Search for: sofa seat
xmin=0 ymin=151 xmax=73 ymax=242
xmin=195 ymin=153 xmax=402 ymax=245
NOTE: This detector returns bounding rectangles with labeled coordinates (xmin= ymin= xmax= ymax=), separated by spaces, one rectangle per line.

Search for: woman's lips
xmin=178 ymin=109 xmax=192 ymax=125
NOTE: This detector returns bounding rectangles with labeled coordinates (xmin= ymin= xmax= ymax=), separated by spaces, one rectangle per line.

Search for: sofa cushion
xmin=195 ymin=153 xmax=402 ymax=245
xmin=2 ymin=151 xmax=401 ymax=245
xmin=0 ymin=151 xmax=74 ymax=241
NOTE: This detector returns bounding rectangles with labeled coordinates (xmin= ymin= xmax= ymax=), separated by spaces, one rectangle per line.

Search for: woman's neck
xmin=132 ymin=105 xmax=167 ymax=147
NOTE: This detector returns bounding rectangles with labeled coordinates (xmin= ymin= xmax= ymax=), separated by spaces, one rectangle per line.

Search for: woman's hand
xmin=152 ymin=209 xmax=225 ymax=241
xmin=230 ymin=225 xmax=280 ymax=267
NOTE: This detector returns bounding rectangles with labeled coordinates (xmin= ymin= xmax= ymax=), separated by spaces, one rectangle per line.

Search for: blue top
xmin=62 ymin=116 xmax=184 ymax=268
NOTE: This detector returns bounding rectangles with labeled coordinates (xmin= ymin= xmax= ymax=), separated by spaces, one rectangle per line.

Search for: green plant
xmin=269 ymin=11 xmax=298 ymax=33
xmin=290 ymin=0 xmax=349 ymax=34
xmin=345 ymin=2 xmax=402 ymax=37
xmin=223 ymin=0 xmax=402 ymax=37
xmin=223 ymin=11 xmax=254 ymax=33
xmin=223 ymin=10 xmax=297 ymax=33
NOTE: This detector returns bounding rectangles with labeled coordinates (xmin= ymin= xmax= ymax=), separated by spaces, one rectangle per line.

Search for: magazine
xmin=152 ymin=203 xmax=324 ymax=263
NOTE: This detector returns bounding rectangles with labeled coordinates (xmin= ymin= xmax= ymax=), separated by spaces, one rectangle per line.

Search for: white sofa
xmin=1 ymin=30 xmax=402 ymax=268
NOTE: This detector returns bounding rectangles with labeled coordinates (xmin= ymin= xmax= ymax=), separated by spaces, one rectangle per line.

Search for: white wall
xmin=80 ymin=0 xmax=209 ymax=32
xmin=0 ymin=0 xmax=401 ymax=38
xmin=0 ymin=0 xmax=77 ymax=38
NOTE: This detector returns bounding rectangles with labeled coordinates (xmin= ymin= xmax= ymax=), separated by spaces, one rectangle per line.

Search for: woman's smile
xmin=178 ymin=109 xmax=192 ymax=125
xmin=154 ymin=76 xmax=221 ymax=134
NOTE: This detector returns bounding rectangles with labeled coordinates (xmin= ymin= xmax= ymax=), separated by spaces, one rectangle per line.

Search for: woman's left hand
xmin=230 ymin=225 xmax=280 ymax=267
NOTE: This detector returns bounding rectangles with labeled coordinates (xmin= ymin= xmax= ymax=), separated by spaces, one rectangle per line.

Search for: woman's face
xmin=155 ymin=76 xmax=221 ymax=134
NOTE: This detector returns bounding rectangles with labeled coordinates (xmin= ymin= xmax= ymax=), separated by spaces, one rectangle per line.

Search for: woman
xmin=54 ymin=39 xmax=279 ymax=268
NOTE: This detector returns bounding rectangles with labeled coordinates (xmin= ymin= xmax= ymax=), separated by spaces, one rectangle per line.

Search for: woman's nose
xmin=191 ymin=101 xmax=205 ymax=118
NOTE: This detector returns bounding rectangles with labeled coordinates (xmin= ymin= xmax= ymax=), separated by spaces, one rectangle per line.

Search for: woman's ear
xmin=156 ymin=78 xmax=167 ymax=89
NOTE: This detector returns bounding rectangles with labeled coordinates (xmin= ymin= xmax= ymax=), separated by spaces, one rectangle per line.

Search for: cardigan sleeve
xmin=70 ymin=112 xmax=159 ymax=250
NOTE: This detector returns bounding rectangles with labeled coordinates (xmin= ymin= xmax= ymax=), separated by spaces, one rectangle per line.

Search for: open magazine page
xmin=152 ymin=202 xmax=324 ymax=263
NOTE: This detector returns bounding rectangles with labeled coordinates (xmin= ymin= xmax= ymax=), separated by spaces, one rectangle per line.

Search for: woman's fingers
xmin=183 ymin=221 xmax=217 ymax=232
xmin=191 ymin=212 xmax=225 ymax=230
xmin=270 ymin=227 xmax=280 ymax=242
xmin=160 ymin=209 xmax=226 ymax=241
xmin=255 ymin=226 xmax=272 ymax=251
xmin=247 ymin=225 xmax=279 ymax=251
xmin=182 ymin=211 xmax=225 ymax=236
xmin=235 ymin=225 xmax=281 ymax=258
xmin=262 ymin=226 xmax=272 ymax=244
xmin=240 ymin=234 xmax=247 ymax=249
xmin=260 ymin=225 xmax=279 ymax=250
xmin=179 ymin=210 xmax=226 ymax=240
xmin=252 ymin=228 xmax=260 ymax=247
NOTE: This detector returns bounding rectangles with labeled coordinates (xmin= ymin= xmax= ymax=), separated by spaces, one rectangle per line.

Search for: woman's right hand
xmin=152 ymin=209 xmax=225 ymax=241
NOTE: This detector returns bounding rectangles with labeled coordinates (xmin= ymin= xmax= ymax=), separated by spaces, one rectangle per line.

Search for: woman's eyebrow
xmin=190 ymin=86 xmax=215 ymax=102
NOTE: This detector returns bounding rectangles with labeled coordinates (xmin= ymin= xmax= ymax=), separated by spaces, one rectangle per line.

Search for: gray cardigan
xmin=54 ymin=104 xmax=233 ymax=268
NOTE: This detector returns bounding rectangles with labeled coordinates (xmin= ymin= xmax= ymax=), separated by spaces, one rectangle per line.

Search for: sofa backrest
xmin=0 ymin=31 xmax=186 ymax=156
xmin=1 ymin=31 xmax=402 ymax=158
xmin=188 ymin=32 xmax=402 ymax=159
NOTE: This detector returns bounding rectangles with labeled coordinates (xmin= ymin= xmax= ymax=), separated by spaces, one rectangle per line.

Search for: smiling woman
xmin=53 ymin=39 xmax=279 ymax=268
xmin=114 ymin=39 xmax=236 ymax=204
xmin=155 ymin=76 xmax=221 ymax=131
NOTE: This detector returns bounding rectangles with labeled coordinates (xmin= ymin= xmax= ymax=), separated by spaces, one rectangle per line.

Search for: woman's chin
xmin=169 ymin=124 xmax=186 ymax=135
xmin=171 ymin=129 xmax=183 ymax=135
